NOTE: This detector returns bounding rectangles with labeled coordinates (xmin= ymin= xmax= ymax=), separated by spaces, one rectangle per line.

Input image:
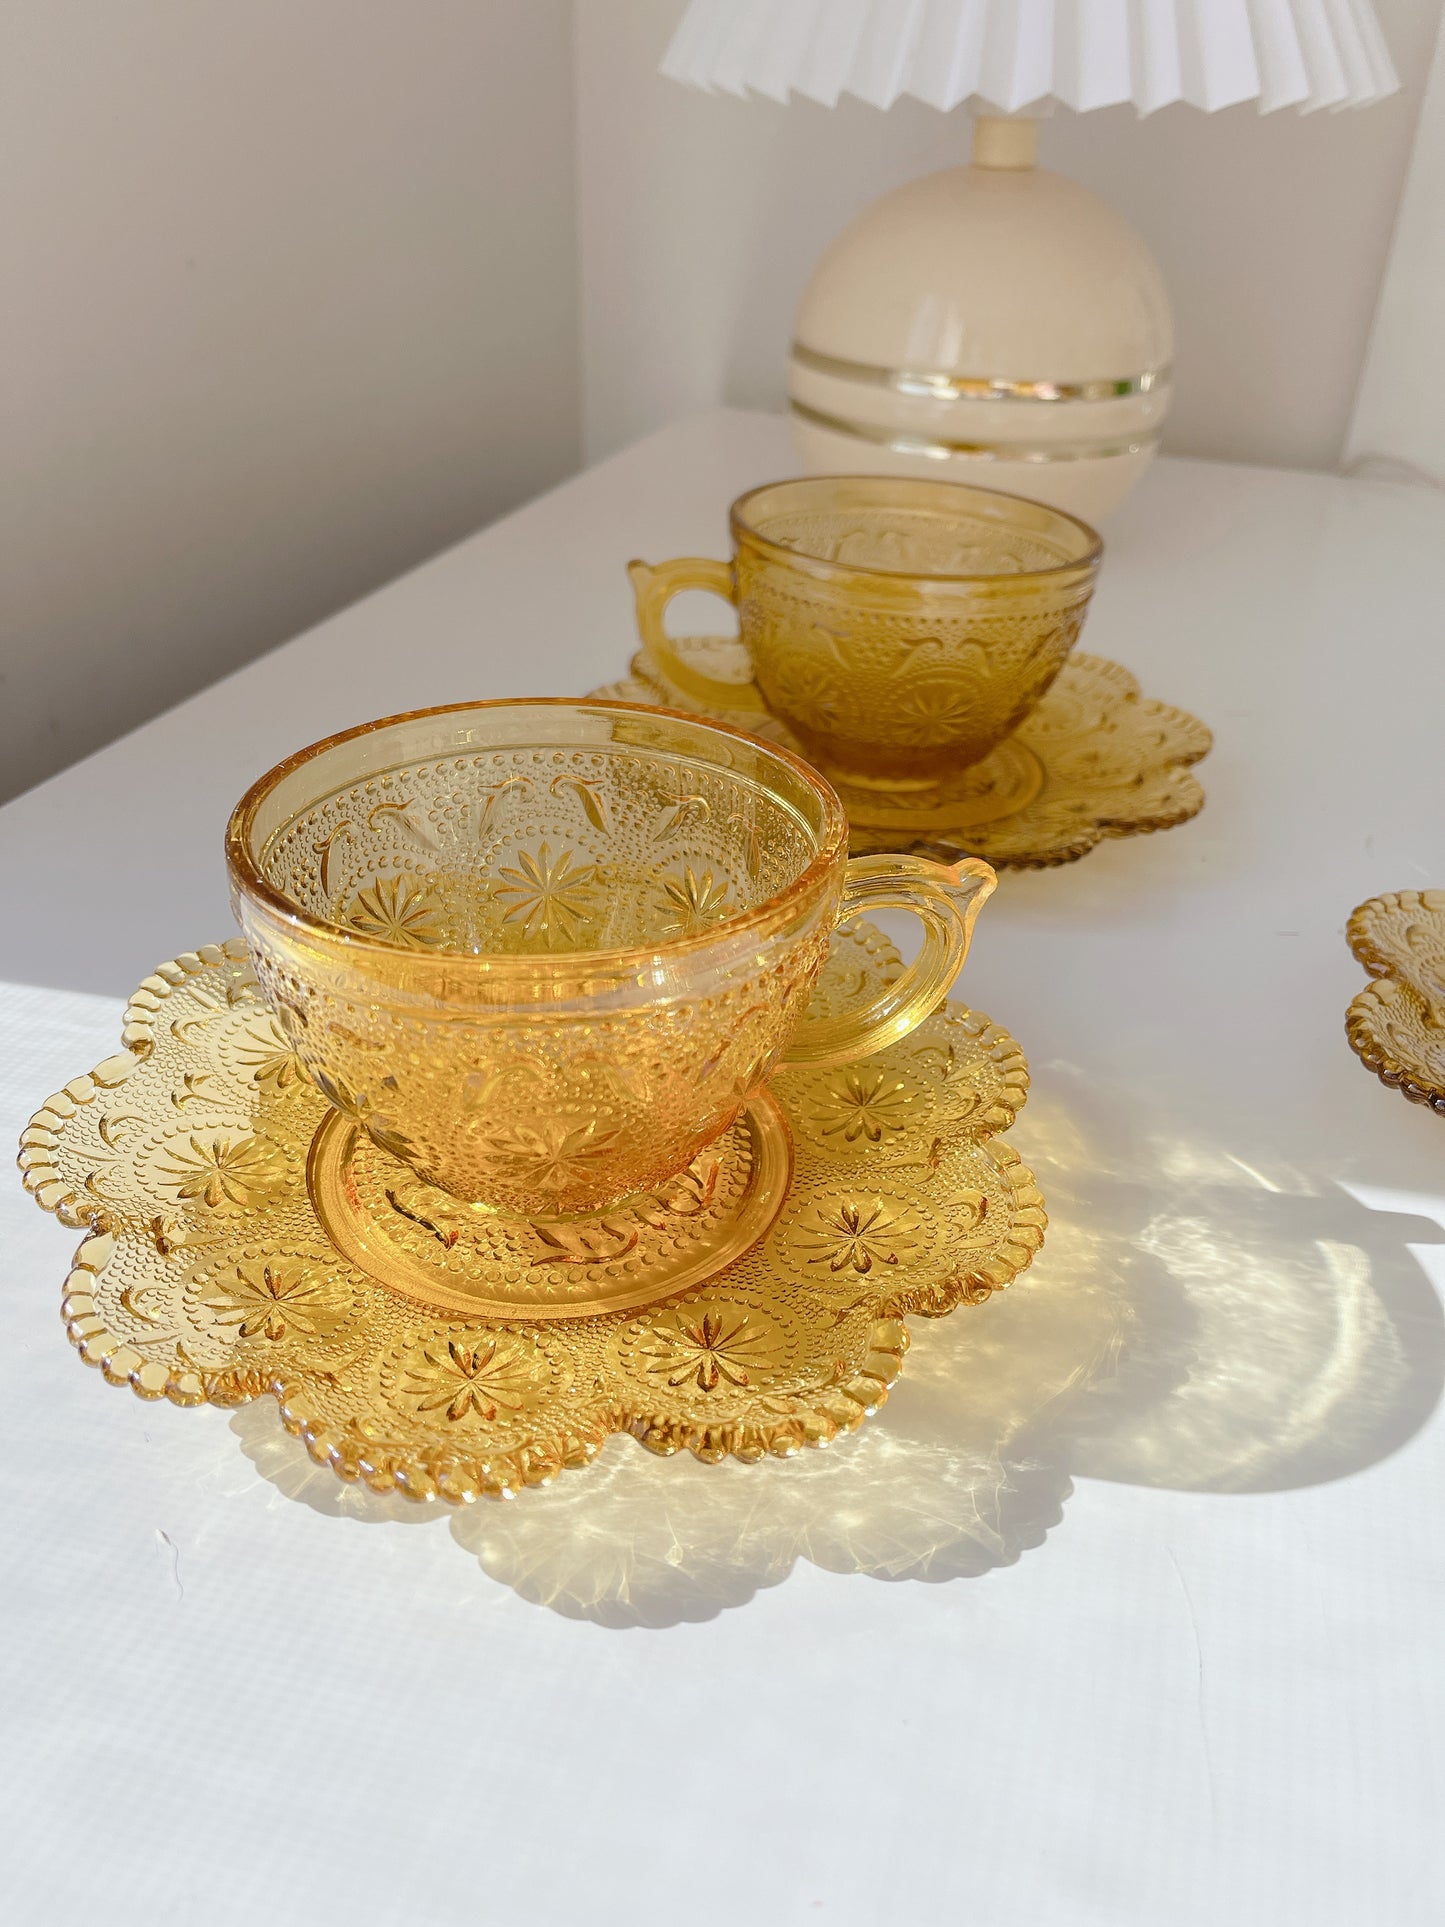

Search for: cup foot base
xmin=826 ymin=736 xmax=1045 ymax=830
xmin=307 ymin=1095 xmax=794 ymax=1322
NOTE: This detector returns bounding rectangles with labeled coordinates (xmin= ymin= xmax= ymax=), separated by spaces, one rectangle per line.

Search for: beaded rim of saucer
xmin=1345 ymin=889 xmax=1445 ymax=1115
xmin=589 ymin=646 xmax=1211 ymax=869
xmin=17 ymin=926 xmax=1046 ymax=1502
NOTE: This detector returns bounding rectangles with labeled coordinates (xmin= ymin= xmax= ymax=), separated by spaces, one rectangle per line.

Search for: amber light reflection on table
xmin=223 ymin=1058 xmax=1445 ymax=1626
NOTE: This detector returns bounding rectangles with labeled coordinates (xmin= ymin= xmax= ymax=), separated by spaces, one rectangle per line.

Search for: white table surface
xmin=3 ymin=410 xmax=1443 ymax=1926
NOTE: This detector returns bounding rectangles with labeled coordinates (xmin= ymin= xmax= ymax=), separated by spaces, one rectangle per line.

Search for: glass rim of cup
xmin=225 ymin=695 xmax=851 ymax=977
xmin=729 ymin=472 xmax=1104 ymax=586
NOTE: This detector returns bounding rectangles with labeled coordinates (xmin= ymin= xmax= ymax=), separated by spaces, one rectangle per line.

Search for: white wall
xmin=576 ymin=0 xmax=1440 ymax=473
xmin=7 ymin=1 xmax=1438 ymax=808
xmin=1346 ymin=14 xmax=1445 ymax=485
xmin=2 ymin=0 xmax=579 ymax=803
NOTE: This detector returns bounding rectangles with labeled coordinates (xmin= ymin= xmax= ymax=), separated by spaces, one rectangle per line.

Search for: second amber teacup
xmin=629 ymin=474 xmax=1101 ymax=788
xmin=226 ymin=699 xmax=994 ymax=1218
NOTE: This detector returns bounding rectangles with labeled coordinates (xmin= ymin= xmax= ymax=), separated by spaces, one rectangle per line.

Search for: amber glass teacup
xmin=227 ymin=700 xmax=995 ymax=1217
xmin=629 ymin=475 xmax=1101 ymax=787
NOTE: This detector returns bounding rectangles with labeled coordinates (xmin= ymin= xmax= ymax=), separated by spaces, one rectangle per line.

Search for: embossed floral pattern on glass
xmin=594 ymin=653 xmax=1211 ymax=868
xmin=629 ymin=474 xmax=1102 ymax=785
xmin=805 ymin=1066 xmax=921 ymax=1145
xmin=634 ymin=1301 xmax=786 ymax=1393
xmin=398 ymin=1331 xmax=555 ymax=1424
xmin=344 ymin=875 xmax=446 ymax=948
xmin=155 ymin=1131 xmax=289 ymax=1211
xmin=201 ymin=1259 xmax=349 ymax=1342
xmin=1346 ymin=889 xmax=1445 ymax=1114
xmin=17 ymin=928 xmax=1045 ymax=1499
xmin=225 ymin=700 xmax=995 ymax=1216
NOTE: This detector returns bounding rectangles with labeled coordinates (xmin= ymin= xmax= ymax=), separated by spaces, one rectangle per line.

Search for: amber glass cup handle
xmin=785 ymin=854 xmax=998 ymax=1070
xmin=627 ymin=557 xmax=770 ymax=714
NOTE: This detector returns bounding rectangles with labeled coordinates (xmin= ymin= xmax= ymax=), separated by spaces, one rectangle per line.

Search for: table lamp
xmin=662 ymin=0 xmax=1400 ymax=520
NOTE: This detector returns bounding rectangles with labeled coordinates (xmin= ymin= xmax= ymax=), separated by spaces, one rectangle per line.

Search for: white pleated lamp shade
xmin=662 ymin=0 xmax=1400 ymax=115
xmin=661 ymin=0 xmax=1399 ymax=518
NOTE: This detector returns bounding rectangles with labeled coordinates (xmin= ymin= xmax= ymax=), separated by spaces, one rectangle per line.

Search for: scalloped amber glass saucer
xmin=1345 ymin=889 xmax=1445 ymax=1115
xmin=18 ymin=924 xmax=1046 ymax=1501
xmin=590 ymin=645 xmax=1211 ymax=869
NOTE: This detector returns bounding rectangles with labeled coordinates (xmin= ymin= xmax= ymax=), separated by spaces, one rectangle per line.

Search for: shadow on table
xmin=229 ymin=1062 xmax=1445 ymax=1628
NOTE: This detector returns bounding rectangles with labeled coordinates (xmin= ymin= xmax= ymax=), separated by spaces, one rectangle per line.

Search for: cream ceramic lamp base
xmin=788 ymin=119 xmax=1173 ymax=523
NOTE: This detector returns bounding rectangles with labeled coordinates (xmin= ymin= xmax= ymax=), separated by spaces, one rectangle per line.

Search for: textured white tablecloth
xmin=2 ymin=413 xmax=1442 ymax=1925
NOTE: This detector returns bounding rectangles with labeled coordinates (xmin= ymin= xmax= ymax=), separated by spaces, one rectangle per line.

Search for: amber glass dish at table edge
xmin=225 ymin=698 xmax=995 ymax=1221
